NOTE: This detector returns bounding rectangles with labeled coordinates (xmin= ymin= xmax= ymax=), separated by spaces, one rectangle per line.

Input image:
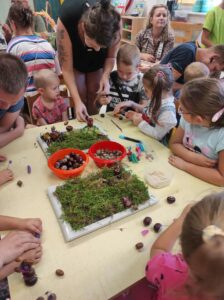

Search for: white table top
xmin=0 ymin=115 xmax=220 ymax=300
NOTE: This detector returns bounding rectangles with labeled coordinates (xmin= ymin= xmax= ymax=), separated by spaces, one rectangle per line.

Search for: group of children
xmin=1 ymin=12 xmax=224 ymax=300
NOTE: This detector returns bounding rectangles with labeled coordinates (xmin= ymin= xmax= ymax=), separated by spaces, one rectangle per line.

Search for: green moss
xmin=54 ymin=167 xmax=149 ymax=230
xmin=47 ymin=126 xmax=109 ymax=155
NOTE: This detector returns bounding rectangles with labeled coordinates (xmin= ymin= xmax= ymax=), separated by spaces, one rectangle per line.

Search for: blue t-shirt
xmin=0 ymin=98 xmax=24 ymax=119
xmin=180 ymin=117 xmax=224 ymax=160
xmin=160 ymin=41 xmax=197 ymax=84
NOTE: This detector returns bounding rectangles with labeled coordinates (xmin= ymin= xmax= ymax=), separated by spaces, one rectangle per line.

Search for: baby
xmin=32 ymin=70 xmax=68 ymax=126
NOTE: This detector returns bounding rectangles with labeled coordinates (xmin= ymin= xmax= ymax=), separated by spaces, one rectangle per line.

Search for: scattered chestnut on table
xmin=153 ymin=223 xmax=162 ymax=233
xmin=135 ymin=242 xmax=144 ymax=251
xmin=143 ymin=216 xmax=152 ymax=226
xmin=167 ymin=196 xmax=176 ymax=204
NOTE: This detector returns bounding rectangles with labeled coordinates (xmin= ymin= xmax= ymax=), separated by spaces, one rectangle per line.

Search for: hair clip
xmin=211 ymin=107 xmax=224 ymax=122
xmin=157 ymin=71 xmax=165 ymax=78
xmin=202 ymin=225 xmax=224 ymax=243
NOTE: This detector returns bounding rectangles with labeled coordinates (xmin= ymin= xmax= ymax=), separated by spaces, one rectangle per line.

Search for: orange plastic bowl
xmin=48 ymin=148 xmax=89 ymax=179
xmin=88 ymin=141 xmax=126 ymax=168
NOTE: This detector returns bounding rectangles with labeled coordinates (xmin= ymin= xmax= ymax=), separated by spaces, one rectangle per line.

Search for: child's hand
xmin=0 ymin=231 xmax=40 ymax=267
xmin=125 ymin=111 xmax=142 ymax=126
xmin=113 ymin=101 xmax=134 ymax=115
xmin=19 ymin=245 xmax=42 ymax=265
xmin=193 ymin=154 xmax=217 ymax=168
xmin=18 ymin=218 xmax=42 ymax=235
xmin=0 ymin=169 xmax=13 ymax=185
xmin=0 ymin=155 xmax=7 ymax=162
xmin=168 ymin=154 xmax=187 ymax=170
xmin=14 ymin=116 xmax=25 ymax=136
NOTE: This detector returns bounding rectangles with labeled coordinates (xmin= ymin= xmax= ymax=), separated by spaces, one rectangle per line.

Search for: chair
xmin=25 ymin=94 xmax=40 ymax=125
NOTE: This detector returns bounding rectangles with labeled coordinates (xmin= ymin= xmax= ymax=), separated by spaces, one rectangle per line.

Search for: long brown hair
xmin=180 ymin=78 xmax=224 ymax=128
xmin=143 ymin=64 xmax=173 ymax=123
xmin=180 ymin=192 xmax=224 ymax=297
xmin=82 ymin=0 xmax=120 ymax=47
xmin=146 ymin=4 xmax=172 ymax=42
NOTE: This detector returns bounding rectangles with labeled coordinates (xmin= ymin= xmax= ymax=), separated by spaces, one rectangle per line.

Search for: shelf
xmin=121 ymin=38 xmax=132 ymax=44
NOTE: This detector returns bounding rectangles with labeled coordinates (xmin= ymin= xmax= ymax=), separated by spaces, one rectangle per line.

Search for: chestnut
xmin=55 ymin=269 xmax=64 ymax=276
xmin=143 ymin=217 xmax=152 ymax=226
xmin=135 ymin=242 xmax=144 ymax=250
xmin=153 ymin=223 xmax=162 ymax=233
xmin=167 ymin=196 xmax=176 ymax=204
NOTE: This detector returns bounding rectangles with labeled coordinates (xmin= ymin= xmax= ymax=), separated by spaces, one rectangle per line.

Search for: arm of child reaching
xmin=113 ymin=101 xmax=144 ymax=115
xmin=57 ymin=19 xmax=88 ymax=121
xmin=169 ymin=151 xmax=224 ymax=186
xmin=169 ymin=127 xmax=217 ymax=167
xmin=0 ymin=243 xmax=42 ymax=280
xmin=0 ymin=216 xmax=42 ymax=234
xmin=37 ymin=117 xmax=47 ymax=126
xmin=150 ymin=204 xmax=192 ymax=259
xmin=0 ymin=114 xmax=24 ymax=148
xmin=0 ymin=231 xmax=41 ymax=270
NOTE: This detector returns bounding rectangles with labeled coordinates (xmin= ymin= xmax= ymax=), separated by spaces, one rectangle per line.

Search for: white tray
xmin=37 ymin=125 xmax=108 ymax=158
xmin=47 ymin=185 xmax=158 ymax=242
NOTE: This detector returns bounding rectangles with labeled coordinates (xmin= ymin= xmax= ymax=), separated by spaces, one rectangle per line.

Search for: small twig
xmin=111 ymin=119 xmax=123 ymax=132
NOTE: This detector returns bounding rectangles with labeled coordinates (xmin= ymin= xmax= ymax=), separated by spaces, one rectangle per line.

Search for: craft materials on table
xmin=119 ymin=135 xmax=142 ymax=143
xmin=111 ymin=119 xmax=123 ymax=132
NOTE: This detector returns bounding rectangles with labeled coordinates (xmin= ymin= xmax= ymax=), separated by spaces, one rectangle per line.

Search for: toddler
xmin=184 ymin=62 xmax=210 ymax=82
xmin=97 ymin=44 xmax=148 ymax=112
xmin=114 ymin=64 xmax=177 ymax=142
xmin=32 ymin=70 xmax=68 ymax=126
xmin=147 ymin=192 xmax=224 ymax=299
xmin=169 ymin=78 xmax=224 ymax=186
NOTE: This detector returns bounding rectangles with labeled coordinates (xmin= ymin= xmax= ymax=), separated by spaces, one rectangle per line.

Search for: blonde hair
xmin=180 ymin=192 xmax=224 ymax=297
xmin=117 ymin=44 xmax=140 ymax=67
xmin=34 ymin=70 xmax=59 ymax=89
xmin=184 ymin=62 xmax=210 ymax=82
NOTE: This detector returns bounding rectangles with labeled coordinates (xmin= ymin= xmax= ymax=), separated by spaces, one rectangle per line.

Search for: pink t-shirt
xmin=145 ymin=253 xmax=213 ymax=300
xmin=32 ymin=96 xmax=68 ymax=124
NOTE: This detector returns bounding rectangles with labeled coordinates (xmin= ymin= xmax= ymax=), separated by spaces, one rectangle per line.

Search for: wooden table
xmin=0 ymin=115 xmax=220 ymax=300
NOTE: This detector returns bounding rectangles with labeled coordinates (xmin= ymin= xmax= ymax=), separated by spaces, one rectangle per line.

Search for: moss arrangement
xmin=54 ymin=167 xmax=149 ymax=230
xmin=41 ymin=126 xmax=109 ymax=155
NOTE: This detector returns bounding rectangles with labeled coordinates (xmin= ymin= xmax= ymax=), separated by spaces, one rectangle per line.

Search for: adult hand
xmin=0 ymin=231 xmax=40 ymax=268
xmin=75 ymin=101 xmax=89 ymax=122
xmin=98 ymin=76 xmax=110 ymax=96
xmin=18 ymin=218 xmax=42 ymax=235
xmin=20 ymin=245 xmax=42 ymax=265
xmin=141 ymin=53 xmax=156 ymax=63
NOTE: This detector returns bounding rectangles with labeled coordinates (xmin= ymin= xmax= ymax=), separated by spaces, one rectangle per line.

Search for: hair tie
xmin=157 ymin=71 xmax=165 ymax=78
xmin=202 ymin=225 xmax=224 ymax=243
xmin=211 ymin=107 xmax=224 ymax=122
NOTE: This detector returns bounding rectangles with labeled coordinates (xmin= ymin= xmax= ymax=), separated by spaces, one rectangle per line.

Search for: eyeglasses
xmin=178 ymin=106 xmax=192 ymax=115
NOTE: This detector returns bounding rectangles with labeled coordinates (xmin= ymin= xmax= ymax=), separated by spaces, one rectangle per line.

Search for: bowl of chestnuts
xmin=88 ymin=140 xmax=126 ymax=168
xmin=48 ymin=148 xmax=89 ymax=179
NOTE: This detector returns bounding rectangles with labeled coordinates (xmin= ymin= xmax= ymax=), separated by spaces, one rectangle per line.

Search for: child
xmin=169 ymin=78 xmax=224 ymax=186
xmin=32 ymin=70 xmax=68 ymax=126
xmin=0 ymin=215 xmax=42 ymax=280
xmin=146 ymin=192 xmax=224 ymax=299
xmin=114 ymin=64 xmax=177 ymax=142
xmin=184 ymin=62 xmax=210 ymax=82
xmin=97 ymin=44 xmax=148 ymax=112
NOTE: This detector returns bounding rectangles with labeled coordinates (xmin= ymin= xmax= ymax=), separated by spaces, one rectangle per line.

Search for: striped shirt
xmin=7 ymin=35 xmax=56 ymax=96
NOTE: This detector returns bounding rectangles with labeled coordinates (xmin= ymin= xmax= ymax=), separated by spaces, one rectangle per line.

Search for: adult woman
xmin=57 ymin=0 xmax=120 ymax=121
xmin=135 ymin=4 xmax=174 ymax=64
xmin=7 ymin=3 xmax=57 ymax=96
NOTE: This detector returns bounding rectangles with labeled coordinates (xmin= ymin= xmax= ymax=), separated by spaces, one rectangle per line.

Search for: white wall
xmin=0 ymin=0 xmax=34 ymax=24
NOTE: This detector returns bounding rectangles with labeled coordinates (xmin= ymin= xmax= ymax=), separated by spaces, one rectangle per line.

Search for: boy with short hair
xmin=98 ymin=44 xmax=148 ymax=112
xmin=184 ymin=62 xmax=210 ymax=82
xmin=0 ymin=53 xmax=27 ymax=186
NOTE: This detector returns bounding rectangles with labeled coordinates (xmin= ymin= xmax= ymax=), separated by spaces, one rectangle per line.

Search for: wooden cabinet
xmin=171 ymin=21 xmax=203 ymax=44
xmin=121 ymin=16 xmax=146 ymax=45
